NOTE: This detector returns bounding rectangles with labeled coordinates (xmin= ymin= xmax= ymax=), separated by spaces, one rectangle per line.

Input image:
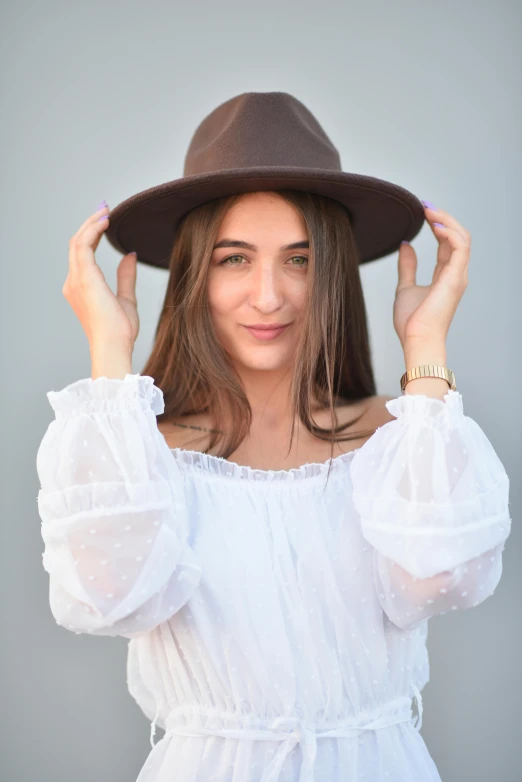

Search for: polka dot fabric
xmin=36 ymin=374 xmax=512 ymax=782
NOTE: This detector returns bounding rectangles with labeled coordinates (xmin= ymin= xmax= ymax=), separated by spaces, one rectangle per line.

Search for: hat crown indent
xmin=183 ymin=91 xmax=342 ymax=176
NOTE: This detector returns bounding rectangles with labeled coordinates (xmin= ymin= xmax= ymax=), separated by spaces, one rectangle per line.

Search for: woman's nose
xmin=249 ymin=269 xmax=283 ymax=307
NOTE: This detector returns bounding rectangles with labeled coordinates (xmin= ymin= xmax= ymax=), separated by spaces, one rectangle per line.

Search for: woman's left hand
xmin=393 ymin=203 xmax=471 ymax=349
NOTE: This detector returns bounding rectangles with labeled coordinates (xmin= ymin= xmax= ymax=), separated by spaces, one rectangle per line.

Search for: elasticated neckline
xmin=169 ymin=445 xmax=361 ymax=482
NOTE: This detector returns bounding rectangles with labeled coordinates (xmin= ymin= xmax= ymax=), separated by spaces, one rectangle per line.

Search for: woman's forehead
xmin=218 ymin=192 xmax=307 ymax=237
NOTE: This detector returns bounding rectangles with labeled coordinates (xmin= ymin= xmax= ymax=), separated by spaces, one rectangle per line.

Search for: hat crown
xmin=183 ymin=91 xmax=342 ymax=176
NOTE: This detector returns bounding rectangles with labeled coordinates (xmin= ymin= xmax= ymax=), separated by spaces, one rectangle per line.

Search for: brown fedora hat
xmin=104 ymin=91 xmax=425 ymax=270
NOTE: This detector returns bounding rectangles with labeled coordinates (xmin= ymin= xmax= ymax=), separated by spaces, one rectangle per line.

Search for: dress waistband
xmin=149 ymin=685 xmax=424 ymax=782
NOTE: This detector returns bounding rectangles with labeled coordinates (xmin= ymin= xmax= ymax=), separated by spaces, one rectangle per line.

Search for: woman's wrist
xmin=90 ymin=342 xmax=133 ymax=380
xmin=402 ymin=341 xmax=449 ymax=399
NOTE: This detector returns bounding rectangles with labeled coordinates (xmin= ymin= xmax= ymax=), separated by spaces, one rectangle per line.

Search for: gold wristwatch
xmin=400 ymin=365 xmax=457 ymax=393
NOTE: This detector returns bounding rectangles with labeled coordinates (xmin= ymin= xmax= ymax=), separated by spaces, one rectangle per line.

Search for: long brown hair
xmin=141 ymin=190 xmax=378 ymax=482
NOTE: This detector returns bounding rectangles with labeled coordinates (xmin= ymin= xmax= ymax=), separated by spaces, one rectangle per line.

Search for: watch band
xmin=400 ymin=365 xmax=457 ymax=393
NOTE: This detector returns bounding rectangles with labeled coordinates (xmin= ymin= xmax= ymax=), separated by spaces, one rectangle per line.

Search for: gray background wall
xmin=1 ymin=1 xmax=520 ymax=780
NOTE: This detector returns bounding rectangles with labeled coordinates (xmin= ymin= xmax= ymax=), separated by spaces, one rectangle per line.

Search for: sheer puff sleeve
xmin=36 ymin=374 xmax=202 ymax=639
xmin=349 ymin=389 xmax=512 ymax=631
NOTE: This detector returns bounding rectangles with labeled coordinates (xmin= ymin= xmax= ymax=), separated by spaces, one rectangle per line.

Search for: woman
xmin=36 ymin=92 xmax=511 ymax=782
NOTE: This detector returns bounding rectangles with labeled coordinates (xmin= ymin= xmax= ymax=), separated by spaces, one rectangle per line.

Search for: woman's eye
xmin=218 ymin=254 xmax=244 ymax=265
xmin=218 ymin=255 xmax=308 ymax=267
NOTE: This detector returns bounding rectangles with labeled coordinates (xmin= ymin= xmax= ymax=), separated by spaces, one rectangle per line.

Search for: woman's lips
xmin=242 ymin=324 xmax=290 ymax=341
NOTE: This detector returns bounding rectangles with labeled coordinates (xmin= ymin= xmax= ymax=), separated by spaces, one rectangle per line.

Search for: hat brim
xmin=104 ymin=166 xmax=425 ymax=270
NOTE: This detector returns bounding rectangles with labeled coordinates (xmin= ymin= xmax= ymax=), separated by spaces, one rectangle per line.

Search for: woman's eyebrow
xmin=213 ymin=239 xmax=309 ymax=251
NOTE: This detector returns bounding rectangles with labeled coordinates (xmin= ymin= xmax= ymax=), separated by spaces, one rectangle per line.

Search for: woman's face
xmin=207 ymin=191 xmax=309 ymax=373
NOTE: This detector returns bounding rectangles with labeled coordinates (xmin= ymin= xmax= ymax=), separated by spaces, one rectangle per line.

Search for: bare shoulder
xmin=312 ymin=394 xmax=396 ymax=455
xmin=157 ymin=414 xmax=213 ymax=451
xmin=334 ymin=393 xmax=396 ymax=428
xmin=368 ymin=393 xmax=397 ymax=427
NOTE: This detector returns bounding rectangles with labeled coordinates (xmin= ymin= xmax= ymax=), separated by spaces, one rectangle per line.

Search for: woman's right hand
xmin=62 ymin=204 xmax=140 ymax=352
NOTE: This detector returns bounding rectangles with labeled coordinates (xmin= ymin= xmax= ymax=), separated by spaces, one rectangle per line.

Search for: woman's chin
xmin=232 ymin=348 xmax=294 ymax=371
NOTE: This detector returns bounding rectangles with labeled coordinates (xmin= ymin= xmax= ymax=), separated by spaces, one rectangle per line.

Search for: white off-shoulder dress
xmin=36 ymin=374 xmax=512 ymax=782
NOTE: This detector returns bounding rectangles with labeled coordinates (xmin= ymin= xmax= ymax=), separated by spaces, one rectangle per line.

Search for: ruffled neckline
xmin=169 ymin=446 xmax=361 ymax=483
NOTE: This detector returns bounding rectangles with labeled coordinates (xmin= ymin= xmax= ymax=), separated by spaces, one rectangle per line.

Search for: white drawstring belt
xmin=148 ymin=689 xmax=423 ymax=782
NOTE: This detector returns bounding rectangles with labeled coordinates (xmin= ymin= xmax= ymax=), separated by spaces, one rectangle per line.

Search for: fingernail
xmin=433 ymin=222 xmax=444 ymax=228
xmin=129 ymin=251 xmax=137 ymax=257
xmin=96 ymin=200 xmax=108 ymax=210
xmin=421 ymin=199 xmax=437 ymax=210
xmin=97 ymin=215 xmax=108 ymax=222
xmin=401 ymin=240 xmax=410 ymax=245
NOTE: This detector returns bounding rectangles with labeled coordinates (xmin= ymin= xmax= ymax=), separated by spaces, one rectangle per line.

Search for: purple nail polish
xmin=96 ymin=200 xmax=108 ymax=211
xmin=433 ymin=222 xmax=444 ymax=228
xmin=421 ymin=200 xmax=437 ymax=209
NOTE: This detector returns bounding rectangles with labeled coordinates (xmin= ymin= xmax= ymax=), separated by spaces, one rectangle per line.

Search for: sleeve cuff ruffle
xmin=385 ymin=388 xmax=464 ymax=426
xmin=46 ymin=374 xmax=165 ymax=418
